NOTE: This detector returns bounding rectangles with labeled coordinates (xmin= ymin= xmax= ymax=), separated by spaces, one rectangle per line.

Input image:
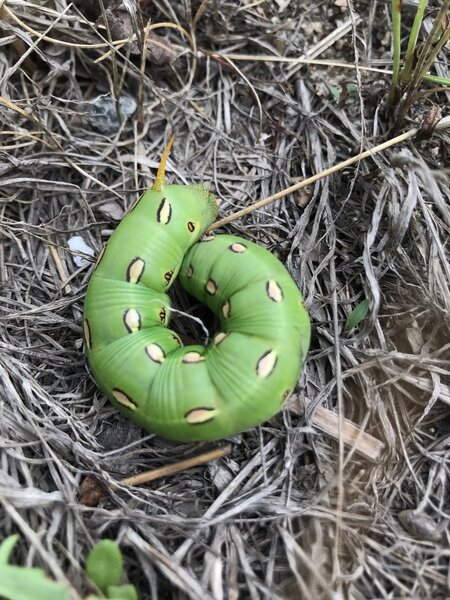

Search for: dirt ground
xmin=0 ymin=0 xmax=449 ymax=598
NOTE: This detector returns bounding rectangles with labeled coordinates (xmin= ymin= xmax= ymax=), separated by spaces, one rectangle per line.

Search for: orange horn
xmin=152 ymin=133 xmax=176 ymax=192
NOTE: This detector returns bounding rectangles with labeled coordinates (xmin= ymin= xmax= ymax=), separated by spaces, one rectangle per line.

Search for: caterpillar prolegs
xmin=83 ymin=138 xmax=311 ymax=442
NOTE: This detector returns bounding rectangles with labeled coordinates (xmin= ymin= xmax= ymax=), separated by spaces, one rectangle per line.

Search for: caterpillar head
xmin=151 ymin=135 xmax=218 ymax=234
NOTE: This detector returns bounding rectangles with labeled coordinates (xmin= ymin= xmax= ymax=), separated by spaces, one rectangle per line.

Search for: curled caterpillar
xmin=83 ymin=136 xmax=311 ymax=442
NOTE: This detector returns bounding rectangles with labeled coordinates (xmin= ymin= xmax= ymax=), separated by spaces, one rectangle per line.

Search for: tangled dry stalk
xmin=0 ymin=0 xmax=449 ymax=598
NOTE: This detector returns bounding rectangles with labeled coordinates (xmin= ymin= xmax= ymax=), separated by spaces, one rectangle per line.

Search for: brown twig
xmin=48 ymin=243 xmax=72 ymax=295
xmin=290 ymin=399 xmax=385 ymax=463
xmin=118 ymin=445 xmax=232 ymax=487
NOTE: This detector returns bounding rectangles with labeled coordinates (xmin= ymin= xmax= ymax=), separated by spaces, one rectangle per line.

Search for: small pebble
xmin=398 ymin=509 xmax=441 ymax=542
xmin=67 ymin=236 xmax=94 ymax=267
xmin=85 ymin=94 xmax=137 ymax=134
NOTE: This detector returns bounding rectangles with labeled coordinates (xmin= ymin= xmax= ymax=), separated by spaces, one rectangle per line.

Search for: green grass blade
xmin=416 ymin=26 xmax=450 ymax=86
xmin=409 ymin=0 xmax=450 ymax=90
xmin=401 ymin=0 xmax=428 ymax=81
xmin=422 ymin=74 xmax=450 ymax=85
xmin=389 ymin=0 xmax=403 ymax=101
xmin=344 ymin=299 xmax=370 ymax=332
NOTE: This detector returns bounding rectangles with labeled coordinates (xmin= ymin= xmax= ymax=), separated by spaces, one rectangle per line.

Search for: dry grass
xmin=0 ymin=0 xmax=449 ymax=598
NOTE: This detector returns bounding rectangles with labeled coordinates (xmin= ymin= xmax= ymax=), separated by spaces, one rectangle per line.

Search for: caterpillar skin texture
xmin=83 ymin=169 xmax=310 ymax=442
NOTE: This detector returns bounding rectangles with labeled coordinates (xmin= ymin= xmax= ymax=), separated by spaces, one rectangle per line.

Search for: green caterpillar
xmin=83 ymin=137 xmax=311 ymax=442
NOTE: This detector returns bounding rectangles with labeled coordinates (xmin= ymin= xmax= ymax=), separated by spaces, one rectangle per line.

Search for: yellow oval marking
xmin=182 ymin=351 xmax=205 ymax=363
xmin=214 ymin=332 xmax=228 ymax=346
xmin=256 ymin=350 xmax=277 ymax=378
xmin=95 ymin=245 xmax=106 ymax=268
xmin=145 ymin=343 xmax=165 ymax=363
xmin=112 ymin=388 xmax=137 ymax=410
xmin=229 ymin=243 xmax=247 ymax=253
xmin=164 ymin=269 xmax=174 ymax=285
xmin=222 ymin=301 xmax=231 ymax=318
xmin=156 ymin=198 xmax=172 ymax=224
xmin=127 ymin=257 xmax=145 ymax=284
xmin=124 ymin=308 xmax=141 ymax=333
xmin=187 ymin=265 xmax=193 ymax=278
xmin=185 ymin=407 xmax=217 ymax=424
xmin=266 ymin=280 xmax=283 ymax=303
xmin=83 ymin=319 xmax=92 ymax=350
xmin=206 ymin=279 xmax=217 ymax=295
xmin=187 ymin=221 xmax=196 ymax=233
xmin=159 ymin=307 xmax=167 ymax=323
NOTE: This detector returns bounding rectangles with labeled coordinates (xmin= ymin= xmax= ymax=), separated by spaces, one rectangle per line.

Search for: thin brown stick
xmin=48 ymin=244 xmax=72 ymax=295
xmin=208 ymin=119 xmax=450 ymax=231
xmin=290 ymin=399 xmax=384 ymax=463
xmin=119 ymin=445 xmax=232 ymax=487
xmin=208 ymin=51 xmax=393 ymax=75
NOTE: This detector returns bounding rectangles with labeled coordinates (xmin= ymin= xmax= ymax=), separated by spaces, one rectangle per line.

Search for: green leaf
xmin=329 ymin=84 xmax=341 ymax=101
xmin=344 ymin=299 xmax=370 ymax=332
xmin=86 ymin=540 xmax=123 ymax=593
xmin=107 ymin=584 xmax=138 ymax=600
xmin=0 ymin=535 xmax=20 ymax=564
xmin=0 ymin=565 xmax=70 ymax=600
xmin=346 ymin=82 xmax=358 ymax=96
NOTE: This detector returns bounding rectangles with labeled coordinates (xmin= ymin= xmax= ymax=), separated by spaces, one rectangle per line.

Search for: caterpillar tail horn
xmin=152 ymin=133 xmax=176 ymax=192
